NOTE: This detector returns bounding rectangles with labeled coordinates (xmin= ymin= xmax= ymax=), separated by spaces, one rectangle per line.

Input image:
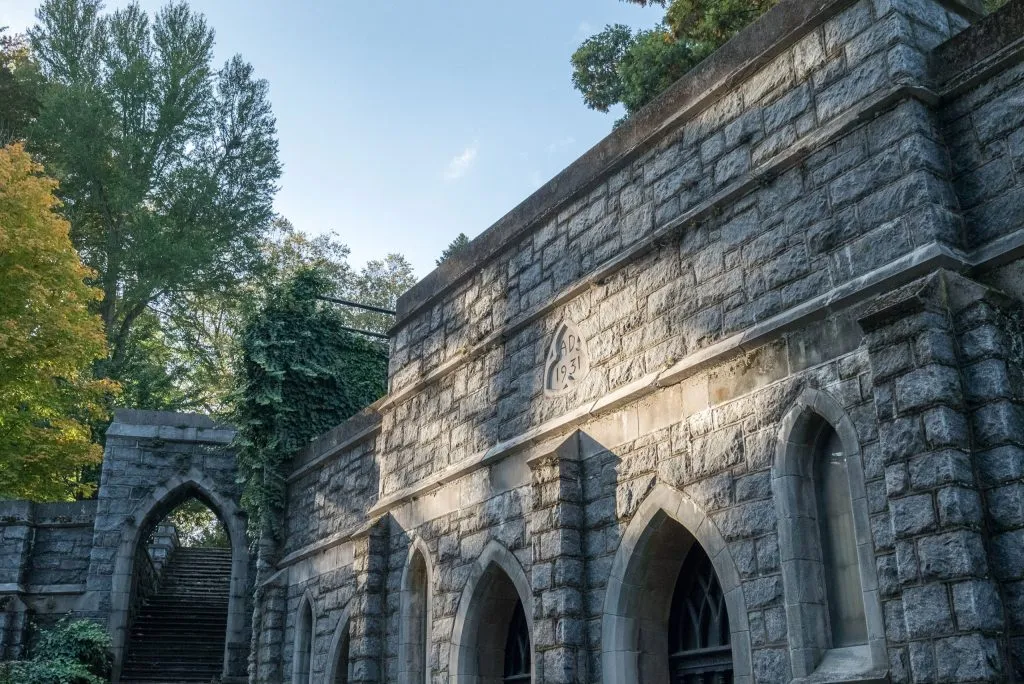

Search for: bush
xmin=0 ymin=618 xmax=111 ymax=684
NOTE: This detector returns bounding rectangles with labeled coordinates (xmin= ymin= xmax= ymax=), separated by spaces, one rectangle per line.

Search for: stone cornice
xmin=366 ymin=228 xmax=1024 ymax=518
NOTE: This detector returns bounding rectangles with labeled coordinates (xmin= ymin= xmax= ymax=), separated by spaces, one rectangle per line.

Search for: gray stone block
xmin=902 ymin=584 xmax=953 ymax=638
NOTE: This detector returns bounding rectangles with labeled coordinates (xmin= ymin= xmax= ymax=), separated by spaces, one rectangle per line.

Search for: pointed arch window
xmin=293 ymin=598 xmax=314 ymax=684
xmin=400 ymin=548 xmax=430 ymax=684
xmin=333 ymin=618 xmax=350 ymax=684
xmin=815 ymin=424 xmax=867 ymax=647
xmin=773 ymin=389 xmax=887 ymax=681
xmin=668 ymin=542 xmax=733 ymax=683
xmin=503 ymin=598 xmax=531 ymax=683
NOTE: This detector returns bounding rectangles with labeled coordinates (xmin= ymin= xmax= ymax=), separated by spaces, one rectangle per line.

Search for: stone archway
xmin=326 ymin=602 xmax=353 ymax=684
xmin=449 ymin=539 xmax=533 ymax=683
xmin=601 ymin=483 xmax=752 ymax=684
xmin=398 ymin=536 xmax=433 ymax=684
xmin=106 ymin=470 xmax=249 ymax=683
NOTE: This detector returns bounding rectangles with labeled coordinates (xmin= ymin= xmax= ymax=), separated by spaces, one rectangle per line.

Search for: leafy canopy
xmin=572 ymin=0 xmax=774 ymax=119
xmin=26 ymin=0 xmax=282 ymax=396
xmin=0 ymin=29 xmax=44 ymax=143
xmin=0 ymin=143 xmax=113 ymax=501
xmin=232 ymin=267 xmax=389 ymax=538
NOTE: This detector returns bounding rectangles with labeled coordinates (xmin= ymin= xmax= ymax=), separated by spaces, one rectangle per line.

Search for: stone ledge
xmin=393 ymin=0 xmax=871 ymax=326
xmin=382 ymin=85 xmax=939 ymax=410
xmin=368 ymin=232 xmax=1024 ymax=518
xmin=0 ymin=583 xmax=87 ymax=595
xmin=105 ymin=421 xmax=236 ymax=444
xmin=933 ymin=0 xmax=1024 ymax=95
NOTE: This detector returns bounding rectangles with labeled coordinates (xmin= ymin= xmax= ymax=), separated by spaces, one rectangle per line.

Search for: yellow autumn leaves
xmin=0 ymin=143 xmax=116 ymax=500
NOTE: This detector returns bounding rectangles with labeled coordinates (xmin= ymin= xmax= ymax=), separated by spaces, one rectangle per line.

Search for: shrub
xmin=0 ymin=618 xmax=111 ymax=684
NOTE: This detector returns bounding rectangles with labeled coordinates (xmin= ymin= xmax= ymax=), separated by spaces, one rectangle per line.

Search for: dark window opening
xmin=503 ymin=598 xmax=531 ymax=683
xmin=668 ymin=542 xmax=733 ymax=684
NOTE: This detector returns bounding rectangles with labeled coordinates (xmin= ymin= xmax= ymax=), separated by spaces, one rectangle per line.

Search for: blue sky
xmin=2 ymin=0 xmax=663 ymax=277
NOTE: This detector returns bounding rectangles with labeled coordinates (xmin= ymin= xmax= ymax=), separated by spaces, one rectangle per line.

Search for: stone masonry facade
xmin=258 ymin=0 xmax=1024 ymax=681
xmin=3 ymin=0 xmax=1024 ymax=681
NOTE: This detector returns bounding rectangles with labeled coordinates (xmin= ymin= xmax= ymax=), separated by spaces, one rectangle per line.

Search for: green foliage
xmin=26 ymin=0 xmax=282 ymax=404
xmin=0 ymin=617 xmax=111 ymax=684
xmin=0 ymin=144 xmax=114 ymax=501
xmin=165 ymin=498 xmax=229 ymax=548
xmin=572 ymin=0 xmax=775 ymax=118
xmin=0 ymin=29 xmax=44 ymax=143
xmin=232 ymin=267 xmax=388 ymax=538
xmin=436 ymin=232 xmax=472 ymax=266
xmin=617 ymin=27 xmax=713 ymax=115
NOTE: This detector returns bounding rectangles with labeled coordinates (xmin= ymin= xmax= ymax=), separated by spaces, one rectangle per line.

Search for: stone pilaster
xmin=528 ymin=433 xmax=586 ymax=683
xmin=949 ymin=280 xmax=1024 ymax=680
xmin=350 ymin=523 xmax=387 ymax=684
xmin=0 ymin=501 xmax=32 ymax=660
xmin=860 ymin=271 xmax=1004 ymax=682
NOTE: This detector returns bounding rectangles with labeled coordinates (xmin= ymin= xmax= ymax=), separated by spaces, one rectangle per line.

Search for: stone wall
xmin=0 ymin=410 xmax=252 ymax=684
xmin=210 ymin=0 xmax=1024 ymax=682
xmin=265 ymin=0 xmax=1024 ymax=681
xmin=0 ymin=500 xmax=96 ymax=658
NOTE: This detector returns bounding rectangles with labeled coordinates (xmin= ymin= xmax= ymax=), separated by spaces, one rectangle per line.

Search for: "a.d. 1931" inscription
xmin=545 ymin=320 xmax=589 ymax=395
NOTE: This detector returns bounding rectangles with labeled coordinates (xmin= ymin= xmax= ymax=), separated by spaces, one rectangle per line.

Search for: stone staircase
xmin=121 ymin=547 xmax=232 ymax=683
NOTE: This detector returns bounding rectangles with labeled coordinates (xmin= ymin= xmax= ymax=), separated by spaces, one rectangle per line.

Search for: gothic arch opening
xmin=602 ymin=484 xmax=751 ymax=684
xmin=398 ymin=542 xmax=431 ymax=684
xmin=450 ymin=541 xmax=533 ymax=684
xmin=773 ymin=388 xmax=887 ymax=680
xmin=327 ymin=604 xmax=352 ymax=684
xmin=293 ymin=594 xmax=315 ymax=684
xmin=109 ymin=476 xmax=248 ymax=683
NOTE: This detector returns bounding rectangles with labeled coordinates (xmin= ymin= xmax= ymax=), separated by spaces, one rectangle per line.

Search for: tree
xmin=0 ymin=29 xmax=44 ymax=143
xmin=346 ymin=253 xmax=416 ymax=334
xmin=26 ymin=0 xmax=281 ymax=401
xmin=436 ymin=232 xmax=471 ymax=266
xmin=231 ymin=267 xmax=389 ymax=538
xmin=572 ymin=0 xmax=775 ymax=119
xmin=0 ymin=143 xmax=113 ymax=501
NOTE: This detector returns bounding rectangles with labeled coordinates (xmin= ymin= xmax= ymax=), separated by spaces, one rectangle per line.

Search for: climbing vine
xmin=231 ymin=267 xmax=388 ymax=540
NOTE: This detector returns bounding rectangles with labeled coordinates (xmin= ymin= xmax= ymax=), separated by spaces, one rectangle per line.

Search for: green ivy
xmin=232 ymin=267 xmax=388 ymax=539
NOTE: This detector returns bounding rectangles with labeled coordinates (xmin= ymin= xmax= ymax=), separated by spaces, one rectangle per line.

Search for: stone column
xmin=528 ymin=433 xmax=586 ymax=683
xmin=859 ymin=271 xmax=1005 ymax=683
xmin=950 ymin=280 xmax=1024 ymax=680
xmin=350 ymin=523 xmax=387 ymax=684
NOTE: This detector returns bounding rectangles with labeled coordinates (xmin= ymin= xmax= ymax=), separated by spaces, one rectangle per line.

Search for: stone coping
xmin=392 ymin=0 xmax=980 ymax=328
xmin=287 ymin=405 xmax=383 ymax=479
xmin=106 ymin=420 xmax=236 ymax=445
xmin=367 ymin=227 xmax=1024 ymax=517
xmin=932 ymin=0 xmax=1024 ymax=94
xmin=0 ymin=583 xmax=87 ymax=595
xmin=0 ymin=500 xmax=96 ymax=525
xmin=287 ymin=421 xmax=381 ymax=483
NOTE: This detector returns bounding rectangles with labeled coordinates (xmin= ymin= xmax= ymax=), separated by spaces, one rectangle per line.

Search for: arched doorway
xmin=450 ymin=540 xmax=533 ymax=683
xmin=108 ymin=475 xmax=249 ymax=683
xmin=668 ymin=541 xmax=732 ymax=682
xmin=602 ymin=484 xmax=751 ymax=683
xmin=327 ymin=605 xmax=353 ymax=684
xmin=121 ymin=492 xmax=232 ymax=682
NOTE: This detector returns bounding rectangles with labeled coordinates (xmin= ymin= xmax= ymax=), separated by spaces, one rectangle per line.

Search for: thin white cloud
xmin=577 ymin=21 xmax=595 ymax=39
xmin=547 ymin=136 xmax=576 ymax=155
xmin=443 ymin=143 xmax=479 ymax=181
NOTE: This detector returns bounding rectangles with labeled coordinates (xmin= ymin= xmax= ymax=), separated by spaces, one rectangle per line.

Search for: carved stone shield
xmin=544 ymin=320 xmax=589 ymax=395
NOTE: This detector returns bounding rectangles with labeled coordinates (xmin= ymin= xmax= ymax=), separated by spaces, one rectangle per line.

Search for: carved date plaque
xmin=544 ymin=320 xmax=589 ymax=395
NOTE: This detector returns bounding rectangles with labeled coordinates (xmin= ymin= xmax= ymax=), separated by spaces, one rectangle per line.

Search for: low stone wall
xmin=0 ymin=500 xmax=97 ymax=658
